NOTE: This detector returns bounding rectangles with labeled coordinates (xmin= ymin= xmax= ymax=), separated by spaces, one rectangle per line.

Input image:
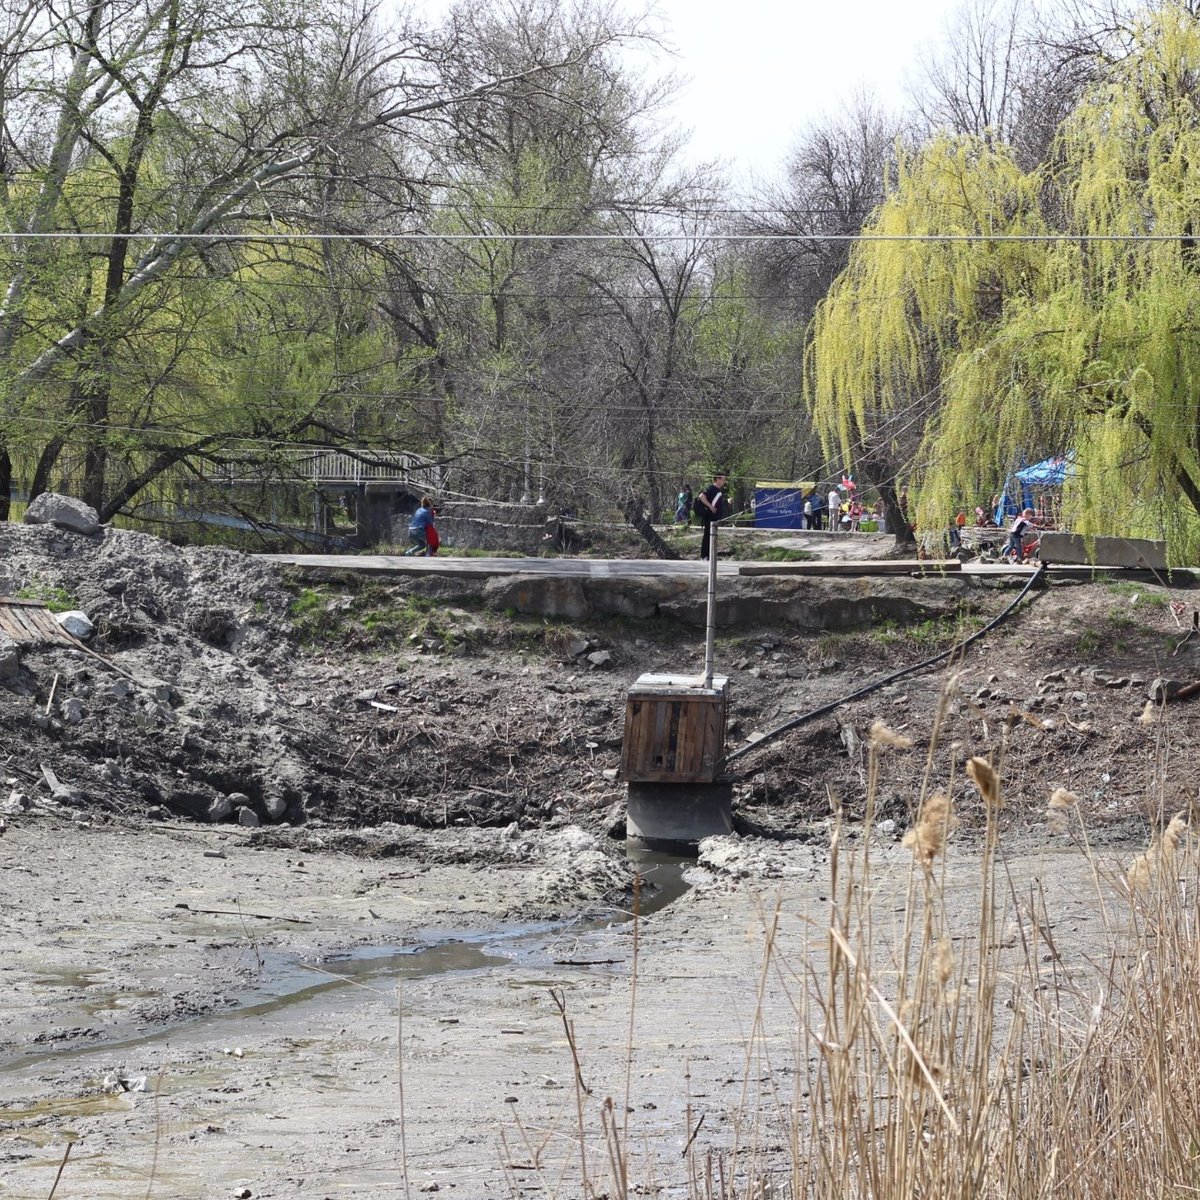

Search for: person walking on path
xmin=1002 ymin=507 xmax=1036 ymax=561
xmin=827 ymin=485 xmax=843 ymax=533
xmin=696 ymin=470 xmax=728 ymax=560
xmin=675 ymin=485 xmax=693 ymax=525
xmin=404 ymin=495 xmax=437 ymax=556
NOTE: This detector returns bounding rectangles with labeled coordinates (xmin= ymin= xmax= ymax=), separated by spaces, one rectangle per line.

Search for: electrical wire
xmin=5 ymin=231 xmax=1200 ymax=242
xmin=724 ymin=562 xmax=1049 ymax=770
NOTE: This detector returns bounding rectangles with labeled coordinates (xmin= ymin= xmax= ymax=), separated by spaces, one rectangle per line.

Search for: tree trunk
xmin=30 ymin=435 xmax=67 ymax=502
xmin=0 ymin=444 xmax=11 ymax=520
xmin=81 ymin=407 xmax=108 ymax=511
xmin=622 ymin=495 xmax=680 ymax=559
xmin=854 ymin=441 xmax=914 ymax=547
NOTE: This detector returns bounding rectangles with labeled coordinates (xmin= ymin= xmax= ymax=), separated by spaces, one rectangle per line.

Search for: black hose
xmin=724 ymin=562 xmax=1049 ymax=770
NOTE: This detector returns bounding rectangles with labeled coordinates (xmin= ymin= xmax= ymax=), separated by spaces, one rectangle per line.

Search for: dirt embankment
xmin=0 ymin=523 xmax=1197 ymax=844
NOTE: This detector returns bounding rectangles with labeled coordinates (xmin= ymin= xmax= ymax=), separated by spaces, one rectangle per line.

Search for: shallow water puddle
xmin=26 ymin=967 xmax=162 ymax=1016
xmin=1 ymin=1093 xmax=133 ymax=1123
xmin=1 ymin=857 xmax=692 ymax=1077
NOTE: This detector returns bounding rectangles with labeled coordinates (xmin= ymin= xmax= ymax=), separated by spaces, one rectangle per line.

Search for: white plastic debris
xmin=54 ymin=610 xmax=94 ymax=640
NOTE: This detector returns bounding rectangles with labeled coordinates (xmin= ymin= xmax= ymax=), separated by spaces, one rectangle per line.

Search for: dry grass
xmin=535 ymin=673 xmax=1200 ymax=1199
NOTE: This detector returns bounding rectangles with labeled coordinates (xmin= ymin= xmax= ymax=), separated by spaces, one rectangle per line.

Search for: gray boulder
xmin=1148 ymin=677 xmax=1187 ymax=703
xmin=207 ymin=796 xmax=234 ymax=823
xmin=263 ymin=793 xmax=288 ymax=822
xmin=23 ymin=492 xmax=100 ymax=535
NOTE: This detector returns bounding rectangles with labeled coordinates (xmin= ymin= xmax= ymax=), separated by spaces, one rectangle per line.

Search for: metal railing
xmin=202 ymin=448 xmax=443 ymax=491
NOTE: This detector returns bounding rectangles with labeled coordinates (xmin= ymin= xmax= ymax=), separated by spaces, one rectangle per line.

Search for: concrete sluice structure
xmin=620 ymin=672 xmax=733 ymax=855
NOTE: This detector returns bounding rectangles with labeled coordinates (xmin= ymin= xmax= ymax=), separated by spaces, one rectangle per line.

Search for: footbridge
xmin=203 ymin=448 xmax=443 ymax=494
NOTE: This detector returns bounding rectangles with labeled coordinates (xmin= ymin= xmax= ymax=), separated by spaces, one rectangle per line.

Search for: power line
xmin=5 ymin=231 xmax=1200 ymax=243
xmin=304 ymin=198 xmax=878 ymax=217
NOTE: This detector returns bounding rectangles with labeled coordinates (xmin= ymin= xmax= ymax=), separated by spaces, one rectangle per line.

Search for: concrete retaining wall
xmin=480 ymin=573 xmax=974 ymax=629
xmin=1039 ymin=533 xmax=1168 ymax=569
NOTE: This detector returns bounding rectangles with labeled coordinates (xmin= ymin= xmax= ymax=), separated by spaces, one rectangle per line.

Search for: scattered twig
xmin=549 ymin=987 xmax=592 ymax=1099
xmin=44 ymin=673 xmax=58 ymax=716
xmin=467 ymin=785 xmax=511 ymax=799
xmin=549 ymin=979 xmax=592 ymax=1195
xmin=396 ymin=984 xmax=412 ymax=1200
xmin=235 ymin=898 xmax=265 ymax=972
xmin=343 ymin=728 xmax=373 ymax=769
xmin=173 ymin=902 xmax=312 ymax=924
xmin=45 ymin=1142 xmax=71 ymax=1200
xmin=681 ymin=1113 xmax=705 ymax=1157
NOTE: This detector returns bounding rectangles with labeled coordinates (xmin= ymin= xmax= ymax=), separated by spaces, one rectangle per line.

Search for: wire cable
xmin=4 ymin=231 xmax=1200 ymax=243
xmin=724 ymin=561 xmax=1049 ymax=771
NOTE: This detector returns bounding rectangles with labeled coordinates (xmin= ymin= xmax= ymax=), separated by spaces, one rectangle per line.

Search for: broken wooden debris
xmin=173 ymin=902 xmax=312 ymax=924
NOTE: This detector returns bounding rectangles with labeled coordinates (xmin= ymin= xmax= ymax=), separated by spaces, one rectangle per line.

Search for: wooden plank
xmin=0 ymin=601 xmax=71 ymax=646
xmin=700 ymin=701 xmax=719 ymax=778
xmin=620 ymin=698 xmax=641 ymax=776
xmin=737 ymin=560 xmax=961 ymax=577
xmin=622 ymin=683 xmax=730 ymax=783
xmin=674 ymin=700 xmax=692 ymax=776
xmin=652 ymin=699 xmax=668 ymax=772
xmin=667 ymin=701 xmax=682 ymax=773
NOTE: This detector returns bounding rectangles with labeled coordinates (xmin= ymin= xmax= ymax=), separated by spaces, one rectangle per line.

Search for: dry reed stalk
xmin=45 ymin=1143 xmax=71 ymax=1200
xmin=549 ymin=986 xmax=592 ymax=1198
xmin=901 ymin=791 xmax=954 ymax=869
xmin=731 ymin=896 xmax=784 ymax=1167
xmin=1126 ymin=812 xmax=1188 ymax=896
xmin=868 ymin=721 xmax=913 ymax=750
xmin=556 ymin=671 xmax=1200 ymax=1200
xmin=620 ymin=872 xmax=641 ymax=1193
xmin=966 ymin=755 xmax=1001 ymax=811
xmin=396 ymin=984 xmax=412 ymax=1200
xmin=1046 ymin=786 xmax=1078 ymax=834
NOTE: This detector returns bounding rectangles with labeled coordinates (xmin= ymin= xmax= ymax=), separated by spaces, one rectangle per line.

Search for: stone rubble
xmin=22 ymin=492 xmax=101 ymax=536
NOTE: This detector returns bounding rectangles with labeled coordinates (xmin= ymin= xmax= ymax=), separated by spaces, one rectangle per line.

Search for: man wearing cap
xmin=696 ymin=470 xmax=728 ymax=560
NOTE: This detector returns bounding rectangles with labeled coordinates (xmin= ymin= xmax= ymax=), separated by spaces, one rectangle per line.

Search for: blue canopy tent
xmin=994 ymin=482 xmax=1024 ymax=527
xmin=1016 ymin=453 xmax=1075 ymax=487
xmin=994 ymin=454 xmax=1074 ymax=525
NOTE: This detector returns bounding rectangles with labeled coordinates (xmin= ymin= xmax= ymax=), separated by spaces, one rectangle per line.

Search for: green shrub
xmin=16 ymin=579 xmax=76 ymax=613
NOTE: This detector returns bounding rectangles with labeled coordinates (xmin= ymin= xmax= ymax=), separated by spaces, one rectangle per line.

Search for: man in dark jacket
xmin=696 ymin=470 xmax=728 ymax=560
xmin=806 ymin=487 xmax=824 ymax=531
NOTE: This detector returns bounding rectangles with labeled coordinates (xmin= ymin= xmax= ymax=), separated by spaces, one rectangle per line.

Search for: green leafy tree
xmin=0 ymin=0 xmax=629 ymax=522
xmin=809 ymin=5 xmax=1200 ymax=561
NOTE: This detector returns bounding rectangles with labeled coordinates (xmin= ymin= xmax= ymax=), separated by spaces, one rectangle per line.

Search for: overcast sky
xmin=643 ymin=0 xmax=962 ymax=182
xmin=411 ymin=0 xmax=965 ymax=184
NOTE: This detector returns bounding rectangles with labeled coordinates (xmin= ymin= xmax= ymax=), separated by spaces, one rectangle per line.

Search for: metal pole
xmin=703 ymin=518 xmax=718 ymax=688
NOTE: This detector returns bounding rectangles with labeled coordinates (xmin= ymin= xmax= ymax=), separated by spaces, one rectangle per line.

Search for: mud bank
xmin=0 ymin=817 xmax=1140 ymax=1199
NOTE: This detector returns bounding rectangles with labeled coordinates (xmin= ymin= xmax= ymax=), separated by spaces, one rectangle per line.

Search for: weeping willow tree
xmin=809 ymin=5 xmax=1200 ymax=561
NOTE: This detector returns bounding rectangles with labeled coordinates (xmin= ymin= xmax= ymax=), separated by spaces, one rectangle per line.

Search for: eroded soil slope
xmin=0 ymin=522 xmax=1196 ymax=845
